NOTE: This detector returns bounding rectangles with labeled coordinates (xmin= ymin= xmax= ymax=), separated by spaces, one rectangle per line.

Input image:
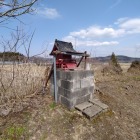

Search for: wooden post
xmin=77 ymin=56 xmax=84 ymax=67
xmin=44 ymin=64 xmax=53 ymax=88
xmin=84 ymin=51 xmax=87 ymax=70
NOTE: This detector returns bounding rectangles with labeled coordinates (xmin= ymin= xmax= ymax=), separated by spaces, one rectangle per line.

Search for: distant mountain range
xmin=94 ymin=55 xmax=140 ymax=63
xmin=1 ymin=51 xmax=139 ymax=63
xmin=31 ymin=55 xmax=140 ymax=63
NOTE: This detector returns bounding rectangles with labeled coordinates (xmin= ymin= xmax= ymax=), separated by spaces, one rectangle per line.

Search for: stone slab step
xmin=89 ymin=99 xmax=108 ymax=110
xmin=75 ymin=99 xmax=109 ymax=119
xmin=75 ymin=102 xmax=93 ymax=111
xmin=83 ymin=105 xmax=102 ymax=119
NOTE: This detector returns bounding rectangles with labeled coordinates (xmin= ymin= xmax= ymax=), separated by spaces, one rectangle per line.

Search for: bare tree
xmin=0 ymin=0 xmax=38 ymax=19
xmin=0 ymin=27 xmax=48 ymax=116
xmin=0 ymin=0 xmax=50 ymax=116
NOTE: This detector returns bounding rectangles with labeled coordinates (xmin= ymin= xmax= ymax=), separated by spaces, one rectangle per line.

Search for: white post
xmin=53 ymin=55 xmax=57 ymax=103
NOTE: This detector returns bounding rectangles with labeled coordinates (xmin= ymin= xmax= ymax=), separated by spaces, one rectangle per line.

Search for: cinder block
xmin=61 ymin=80 xmax=73 ymax=90
xmin=64 ymin=71 xmax=79 ymax=81
xmin=74 ymin=87 xmax=90 ymax=98
xmin=60 ymin=79 xmax=81 ymax=90
xmin=76 ymin=94 xmax=90 ymax=105
xmin=60 ymin=94 xmax=91 ymax=109
xmin=56 ymin=70 xmax=93 ymax=80
xmin=56 ymin=70 xmax=61 ymax=79
xmin=80 ymin=77 xmax=94 ymax=88
xmin=72 ymin=80 xmax=81 ymax=90
xmin=79 ymin=70 xmax=93 ymax=78
xmin=58 ymin=87 xmax=90 ymax=100
xmin=56 ymin=70 xmax=65 ymax=79
xmin=63 ymin=70 xmax=91 ymax=81
xmin=85 ymin=70 xmax=94 ymax=77
xmin=79 ymin=70 xmax=86 ymax=79
xmin=60 ymin=96 xmax=75 ymax=109
xmin=57 ymin=87 xmax=65 ymax=97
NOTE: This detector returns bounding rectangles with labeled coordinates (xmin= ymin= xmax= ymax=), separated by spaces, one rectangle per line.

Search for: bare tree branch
xmin=0 ymin=0 xmax=38 ymax=21
xmin=27 ymin=29 xmax=35 ymax=59
xmin=31 ymin=46 xmax=48 ymax=58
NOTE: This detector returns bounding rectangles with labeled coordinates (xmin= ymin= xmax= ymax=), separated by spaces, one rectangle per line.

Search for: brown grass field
xmin=0 ymin=64 xmax=46 ymax=115
xmin=0 ymin=62 xmax=140 ymax=140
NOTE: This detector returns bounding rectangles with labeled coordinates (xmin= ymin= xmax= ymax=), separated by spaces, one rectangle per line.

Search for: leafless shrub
xmin=0 ymin=27 xmax=49 ymax=116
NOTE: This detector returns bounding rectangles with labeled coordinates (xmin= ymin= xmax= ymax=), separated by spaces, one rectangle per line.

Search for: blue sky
xmin=1 ymin=0 xmax=140 ymax=57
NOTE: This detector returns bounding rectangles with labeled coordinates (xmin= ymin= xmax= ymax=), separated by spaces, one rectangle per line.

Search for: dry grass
xmin=1 ymin=62 xmax=140 ymax=140
xmin=0 ymin=63 xmax=47 ymax=115
xmin=120 ymin=63 xmax=131 ymax=73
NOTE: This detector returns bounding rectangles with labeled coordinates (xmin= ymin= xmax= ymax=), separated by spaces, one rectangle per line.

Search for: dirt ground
xmin=0 ymin=63 xmax=140 ymax=140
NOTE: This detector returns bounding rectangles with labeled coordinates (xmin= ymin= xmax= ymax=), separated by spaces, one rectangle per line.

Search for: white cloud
xmin=119 ymin=18 xmax=140 ymax=34
xmin=63 ymin=36 xmax=119 ymax=47
xmin=62 ymin=17 xmax=140 ymax=49
xmin=70 ymin=26 xmax=125 ymax=38
xmin=84 ymin=40 xmax=119 ymax=47
xmin=114 ymin=17 xmax=129 ymax=25
xmin=119 ymin=18 xmax=140 ymax=28
xmin=37 ymin=7 xmax=60 ymax=19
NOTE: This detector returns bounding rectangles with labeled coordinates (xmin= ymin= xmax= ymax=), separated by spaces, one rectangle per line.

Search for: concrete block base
xmin=50 ymin=69 xmax=95 ymax=109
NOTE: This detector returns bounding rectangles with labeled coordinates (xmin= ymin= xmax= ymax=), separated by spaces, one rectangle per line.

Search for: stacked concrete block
xmin=50 ymin=70 xmax=95 ymax=109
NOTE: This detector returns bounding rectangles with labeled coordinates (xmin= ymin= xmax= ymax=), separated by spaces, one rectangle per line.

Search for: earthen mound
xmin=128 ymin=60 xmax=140 ymax=73
xmin=102 ymin=65 xmax=122 ymax=75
